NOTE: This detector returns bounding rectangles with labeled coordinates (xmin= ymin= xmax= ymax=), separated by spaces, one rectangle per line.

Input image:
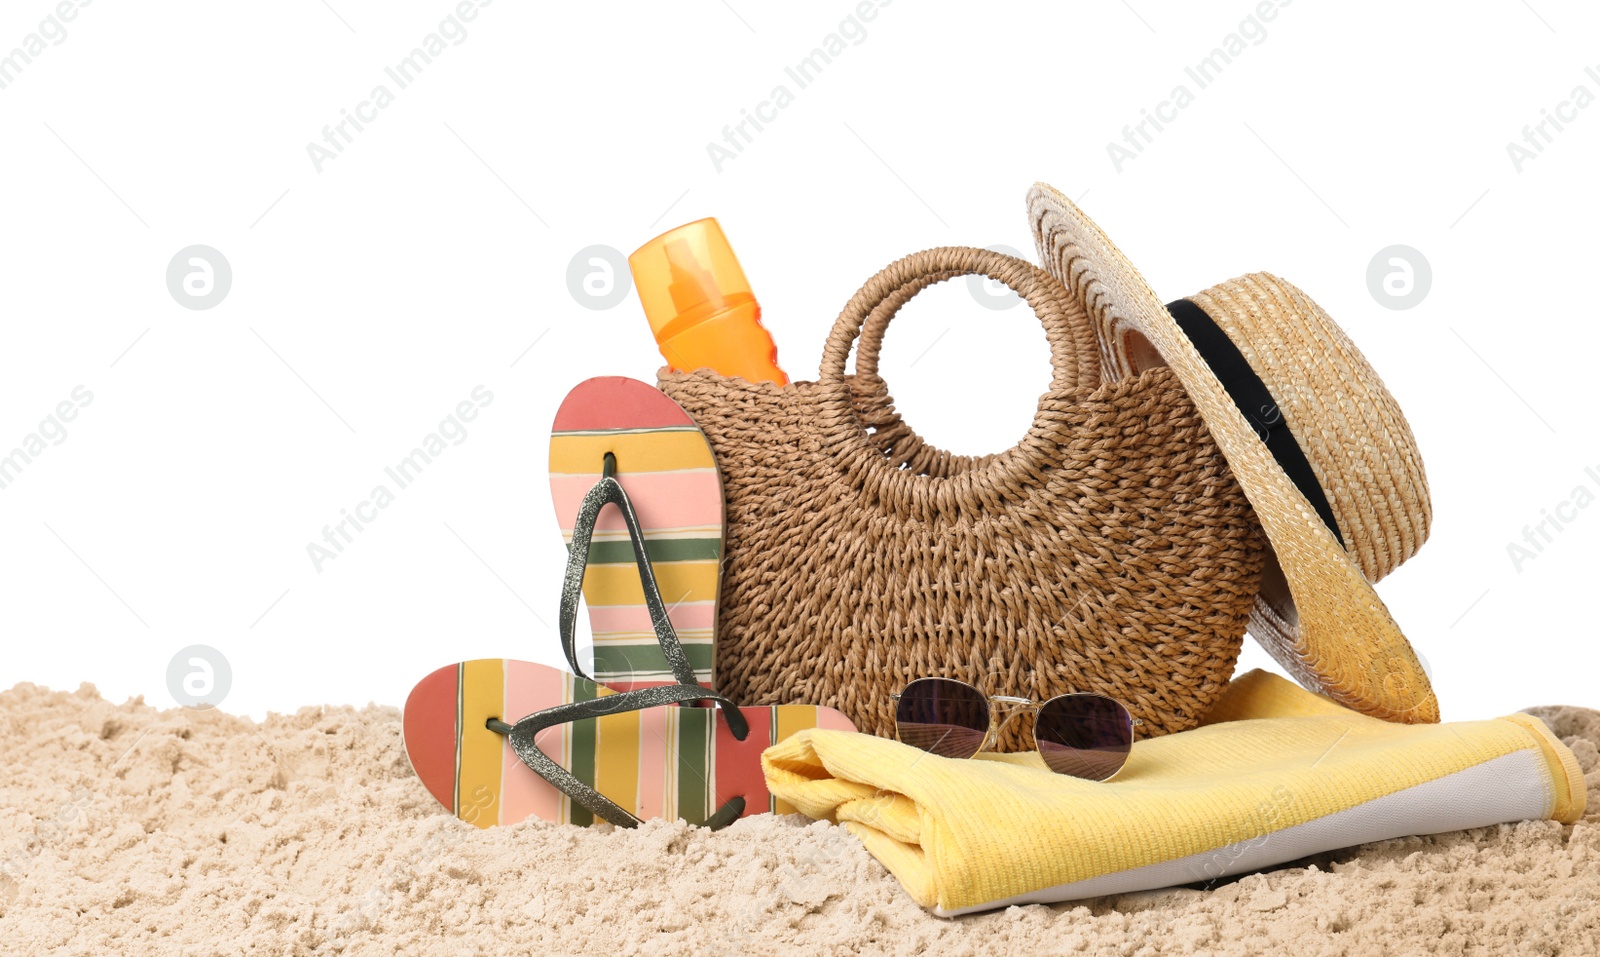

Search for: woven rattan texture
xmin=659 ymin=248 xmax=1268 ymax=739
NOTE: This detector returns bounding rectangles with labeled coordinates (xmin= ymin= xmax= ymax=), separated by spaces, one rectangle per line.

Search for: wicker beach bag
xmin=658 ymin=247 xmax=1266 ymax=740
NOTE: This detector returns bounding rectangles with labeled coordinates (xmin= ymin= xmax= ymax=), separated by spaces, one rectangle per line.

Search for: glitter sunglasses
xmin=891 ymin=677 xmax=1142 ymax=781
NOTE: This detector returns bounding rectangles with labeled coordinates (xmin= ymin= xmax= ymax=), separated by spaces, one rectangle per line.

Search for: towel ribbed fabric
xmin=761 ymin=671 xmax=1586 ymax=915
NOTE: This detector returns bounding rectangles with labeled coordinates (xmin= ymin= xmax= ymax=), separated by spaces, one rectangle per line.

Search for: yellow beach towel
xmin=761 ymin=671 xmax=1585 ymax=916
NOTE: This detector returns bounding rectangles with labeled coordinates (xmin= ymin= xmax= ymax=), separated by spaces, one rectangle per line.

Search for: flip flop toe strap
xmin=503 ymin=683 xmax=750 ymax=829
xmin=560 ymin=469 xmax=701 ymax=691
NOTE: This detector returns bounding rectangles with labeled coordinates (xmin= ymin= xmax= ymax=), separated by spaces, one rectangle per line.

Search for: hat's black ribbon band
xmin=1166 ymin=298 xmax=1345 ymax=547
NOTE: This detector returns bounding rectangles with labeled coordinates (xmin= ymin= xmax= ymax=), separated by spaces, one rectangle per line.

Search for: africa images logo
xmin=1506 ymin=464 xmax=1600 ymax=573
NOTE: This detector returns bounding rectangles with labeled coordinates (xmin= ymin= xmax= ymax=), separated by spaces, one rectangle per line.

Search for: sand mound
xmin=1 ymin=683 xmax=1596 ymax=956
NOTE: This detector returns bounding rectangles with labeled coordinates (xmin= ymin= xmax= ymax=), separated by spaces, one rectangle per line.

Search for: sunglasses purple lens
xmin=894 ymin=678 xmax=989 ymax=759
xmin=1034 ymin=693 xmax=1134 ymax=781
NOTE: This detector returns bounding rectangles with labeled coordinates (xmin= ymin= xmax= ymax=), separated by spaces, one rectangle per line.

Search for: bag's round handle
xmin=851 ymin=269 xmax=956 ymax=384
xmin=821 ymin=247 xmax=1102 ymax=391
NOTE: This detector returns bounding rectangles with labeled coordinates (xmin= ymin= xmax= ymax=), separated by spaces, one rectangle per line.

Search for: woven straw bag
xmin=658 ymin=247 xmax=1266 ymax=740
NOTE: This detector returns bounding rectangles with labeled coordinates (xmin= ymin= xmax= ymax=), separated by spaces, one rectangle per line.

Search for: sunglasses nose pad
xmin=987 ymin=696 xmax=1036 ymax=752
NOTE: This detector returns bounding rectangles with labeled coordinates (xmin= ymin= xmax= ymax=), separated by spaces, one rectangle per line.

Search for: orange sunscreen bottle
xmin=628 ymin=218 xmax=789 ymax=385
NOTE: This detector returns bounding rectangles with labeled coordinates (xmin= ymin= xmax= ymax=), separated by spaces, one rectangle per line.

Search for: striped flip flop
xmin=402 ymin=658 xmax=853 ymax=828
xmin=402 ymin=393 xmax=854 ymax=828
xmin=548 ymin=377 xmax=722 ymax=693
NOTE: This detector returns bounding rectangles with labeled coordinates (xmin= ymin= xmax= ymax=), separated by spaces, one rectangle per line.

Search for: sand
xmin=1 ymin=682 xmax=1596 ymax=956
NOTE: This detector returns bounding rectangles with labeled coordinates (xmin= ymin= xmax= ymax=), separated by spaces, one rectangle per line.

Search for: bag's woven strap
xmin=825 ymin=247 xmax=1102 ymax=392
xmin=816 ymin=246 xmax=1105 ymax=489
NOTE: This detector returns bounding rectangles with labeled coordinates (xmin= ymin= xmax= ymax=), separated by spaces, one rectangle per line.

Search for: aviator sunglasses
xmin=891 ymin=677 xmax=1142 ymax=781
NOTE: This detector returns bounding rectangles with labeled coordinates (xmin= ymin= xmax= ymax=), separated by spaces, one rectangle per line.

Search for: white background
xmin=0 ymin=0 xmax=1594 ymax=721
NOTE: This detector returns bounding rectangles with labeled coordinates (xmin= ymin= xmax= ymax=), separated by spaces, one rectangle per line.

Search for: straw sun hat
xmin=1027 ymin=182 xmax=1438 ymax=723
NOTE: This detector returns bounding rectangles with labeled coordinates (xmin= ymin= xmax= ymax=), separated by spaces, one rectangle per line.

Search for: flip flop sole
xmin=550 ymin=377 xmax=724 ymax=691
xmin=403 ymin=659 xmax=855 ymax=828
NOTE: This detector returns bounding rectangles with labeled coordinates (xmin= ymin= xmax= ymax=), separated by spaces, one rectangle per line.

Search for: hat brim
xmin=1027 ymin=182 xmax=1437 ymax=723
